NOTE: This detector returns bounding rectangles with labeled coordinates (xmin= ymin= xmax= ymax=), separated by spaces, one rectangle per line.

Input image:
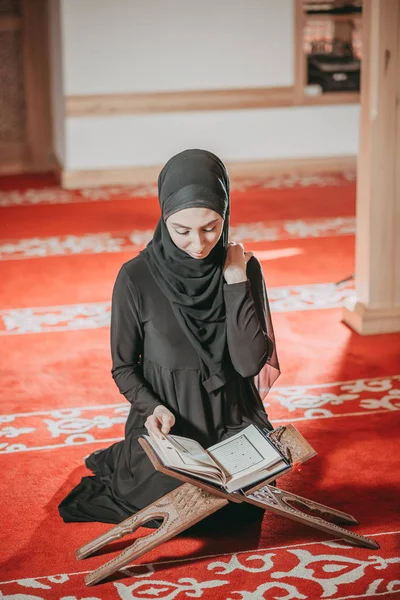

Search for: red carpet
xmin=1 ymin=172 xmax=399 ymax=599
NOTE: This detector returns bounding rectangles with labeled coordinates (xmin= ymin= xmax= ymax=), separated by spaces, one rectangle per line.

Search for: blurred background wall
xmin=1 ymin=0 xmax=362 ymax=185
xmin=47 ymin=0 xmax=359 ymax=181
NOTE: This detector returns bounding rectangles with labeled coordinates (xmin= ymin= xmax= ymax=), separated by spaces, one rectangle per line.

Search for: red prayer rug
xmin=1 ymin=171 xmax=399 ymax=600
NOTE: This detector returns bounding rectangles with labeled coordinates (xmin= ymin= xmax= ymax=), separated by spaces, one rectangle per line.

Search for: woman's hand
xmin=224 ymin=242 xmax=253 ymax=284
xmin=145 ymin=405 xmax=175 ymax=439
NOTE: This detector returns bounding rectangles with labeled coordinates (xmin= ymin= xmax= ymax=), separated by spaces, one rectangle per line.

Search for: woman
xmin=59 ymin=149 xmax=280 ymax=526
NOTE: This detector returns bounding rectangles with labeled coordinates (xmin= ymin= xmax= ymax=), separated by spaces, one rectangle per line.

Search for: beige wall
xmin=48 ymin=0 xmax=65 ymax=165
xmin=49 ymin=0 xmax=360 ymax=172
xmin=61 ymin=0 xmax=295 ymax=94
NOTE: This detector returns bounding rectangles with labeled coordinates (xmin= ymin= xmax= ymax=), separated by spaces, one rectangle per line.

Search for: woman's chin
xmin=188 ymin=251 xmax=209 ymax=259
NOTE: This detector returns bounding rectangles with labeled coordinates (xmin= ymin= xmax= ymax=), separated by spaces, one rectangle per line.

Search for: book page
xmin=225 ymin=459 xmax=288 ymax=493
xmin=208 ymin=425 xmax=282 ymax=478
xmin=210 ymin=435 xmax=264 ymax=475
xmin=166 ymin=435 xmax=218 ymax=468
xmin=145 ymin=433 xmax=221 ymax=473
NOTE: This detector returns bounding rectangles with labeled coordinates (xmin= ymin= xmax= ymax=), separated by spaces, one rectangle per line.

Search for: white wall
xmin=66 ymin=105 xmax=360 ymax=170
xmin=58 ymin=0 xmax=360 ymax=171
xmin=48 ymin=0 xmax=65 ymax=165
xmin=61 ymin=0 xmax=294 ymax=94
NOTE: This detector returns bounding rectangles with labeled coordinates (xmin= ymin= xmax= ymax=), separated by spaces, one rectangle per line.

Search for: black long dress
xmin=58 ymin=254 xmax=274 ymax=525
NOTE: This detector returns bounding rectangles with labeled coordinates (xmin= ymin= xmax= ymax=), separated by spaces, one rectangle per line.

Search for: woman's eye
xmin=203 ymin=227 xmax=215 ymax=233
xmin=175 ymin=230 xmax=189 ymax=236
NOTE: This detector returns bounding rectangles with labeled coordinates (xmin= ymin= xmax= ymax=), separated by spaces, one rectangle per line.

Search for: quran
xmin=143 ymin=424 xmax=316 ymax=493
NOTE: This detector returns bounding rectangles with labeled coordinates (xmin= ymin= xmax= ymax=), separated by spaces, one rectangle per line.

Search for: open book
xmin=143 ymin=424 xmax=316 ymax=493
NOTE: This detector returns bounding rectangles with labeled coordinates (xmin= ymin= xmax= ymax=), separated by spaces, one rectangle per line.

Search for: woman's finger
xmin=145 ymin=415 xmax=165 ymax=438
xmin=144 ymin=415 xmax=155 ymax=434
xmin=244 ymin=251 xmax=254 ymax=263
xmin=160 ymin=413 xmax=175 ymax=434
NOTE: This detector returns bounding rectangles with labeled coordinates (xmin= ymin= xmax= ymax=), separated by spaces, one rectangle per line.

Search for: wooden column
xmin=342 ymin=0 xmax=400 ymax=334
xmin=21 ymin=0 xmax=53 ymax=171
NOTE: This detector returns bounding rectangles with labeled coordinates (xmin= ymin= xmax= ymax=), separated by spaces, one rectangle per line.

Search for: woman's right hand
xmin=145 ymin=405 xmax=175 ymax=439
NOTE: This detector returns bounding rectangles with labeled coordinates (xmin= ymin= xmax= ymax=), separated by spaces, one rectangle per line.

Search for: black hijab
xmin=141 ymin=149 xmax=229 ymax=393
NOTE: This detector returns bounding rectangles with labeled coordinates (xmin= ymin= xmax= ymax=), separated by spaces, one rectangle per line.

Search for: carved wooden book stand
xmin=76 ymin=434 xmax=379 ymax=586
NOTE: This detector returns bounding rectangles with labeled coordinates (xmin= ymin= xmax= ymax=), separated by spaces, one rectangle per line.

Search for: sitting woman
xmin=59 ymin=149 xmax=280 ymax=526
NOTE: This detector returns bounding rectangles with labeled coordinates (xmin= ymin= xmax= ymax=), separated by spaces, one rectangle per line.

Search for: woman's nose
xmin=192 ymin=234 xmax=205 ymax=251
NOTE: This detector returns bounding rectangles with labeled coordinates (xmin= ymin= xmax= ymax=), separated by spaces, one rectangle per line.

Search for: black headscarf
xmin=141 ymin=149 xmax=229 ymax=393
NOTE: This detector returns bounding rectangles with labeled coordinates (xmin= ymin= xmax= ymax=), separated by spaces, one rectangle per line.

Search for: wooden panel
xmin=0 ymin=24 xmax=26 ymax=146
xmin=395 ymin=1 xmax=400 ymax=305
xmin=0 ymin=14 xmax=21 ymax=31
xmin=353 ymin=0 xmax=371 ymax=305
xmin=65 ymin=86 xmax=296 ymax=117
xmin=301 ymin=91 xmax=360 ymax=105
xmin=365 ymin=0 xmax=399 ymax=307
xmin=342 ymin=0 xmax=400 ymax=334
xmin=65 ymin=86 xmax=360 ymax=118
xmin=21 ymin=0 xmax=52 ymax=171
xmin=306 ymin=13 xmax=362 ymax=23
xmin=0 ymin=1 xmax=28 ymax=171
xmin=294 ymin=0 xmax=307 ymax=102
xmin=0 ymin=140 xmax=28 ymax=173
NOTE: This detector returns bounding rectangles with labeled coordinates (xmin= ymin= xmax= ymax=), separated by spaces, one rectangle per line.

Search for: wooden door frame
xmin=22 ymin=0 xmax=53 ymax=172
xmin=0 ymin=0 xmax=52 ymax=174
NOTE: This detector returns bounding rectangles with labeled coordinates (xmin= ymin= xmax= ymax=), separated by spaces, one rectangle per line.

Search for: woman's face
xmin=165 ymin=207 xmax=224 ymax=259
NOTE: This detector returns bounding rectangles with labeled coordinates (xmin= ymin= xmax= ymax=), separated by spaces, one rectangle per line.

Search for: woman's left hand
xmin=223 ymin=242 xmax=253 ymax=284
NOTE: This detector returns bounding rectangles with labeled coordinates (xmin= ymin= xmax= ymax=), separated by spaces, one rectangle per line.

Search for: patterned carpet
xmin=1 ymin=171 xmax=399 ymax=599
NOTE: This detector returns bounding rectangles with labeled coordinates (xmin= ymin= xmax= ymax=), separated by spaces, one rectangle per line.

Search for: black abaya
xmin=58 ymin=254 xmax=275 ymax=524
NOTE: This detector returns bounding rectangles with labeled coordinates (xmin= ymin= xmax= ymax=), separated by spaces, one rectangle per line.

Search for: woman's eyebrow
xmin=171 ymin=218 xmax=219 ymax=228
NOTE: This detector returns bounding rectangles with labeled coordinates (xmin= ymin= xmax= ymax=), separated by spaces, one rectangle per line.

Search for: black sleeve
xmin=110 ymin=265 xmax=162 ymax=418
xmin=223 ymin=257 xmax=273 ymax=378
